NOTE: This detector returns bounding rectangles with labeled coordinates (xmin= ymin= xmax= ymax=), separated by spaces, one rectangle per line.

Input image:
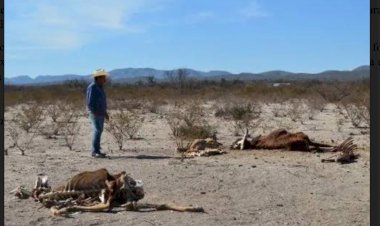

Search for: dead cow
xmin=11 ymin=168 xmax=204 ymax=216
xmin=232 ymin=129 xmax=342 ymax=152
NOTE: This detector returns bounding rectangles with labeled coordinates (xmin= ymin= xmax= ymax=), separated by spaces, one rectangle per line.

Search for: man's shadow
xmin=109 ymin=154 xmax=179 ymax=160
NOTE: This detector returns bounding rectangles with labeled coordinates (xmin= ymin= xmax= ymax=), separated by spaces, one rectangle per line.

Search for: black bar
xmin=370 ymin=0 xmax=379 ymax=225
xmin=0 ymin=0 xmax=4 ymax=224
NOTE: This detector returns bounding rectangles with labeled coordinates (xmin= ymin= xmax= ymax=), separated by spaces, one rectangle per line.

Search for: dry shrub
xmin=46 ymin=103 xmax=63 ymax=122
xmin=7 ymin=121 xmax=39 ymax=155
xmin=124 ymin=111 xmax=144 ymax=139
xmin=338 ymin=92 xmax=369 ymax=128
xmin=228 ymin=103 xmax=261 ymax=136
xmin=38 ymin=122 xmax=61 ymax=139
xmin=307 ymin=96 xmax=327 ymax=113
xmin=271 ymin=103 xmax=287 ymax=118
xmin=143 ymin=99 xmax=166 ymax=114
xmin=124 ymin=100 xmax=143 ymax=111
xmin=106 ymin=109 xmax=144 ymax=147
xmin=286 ymin=99 xmax=310 ymax=123
xmin=315 ymin=83 xmax=350 ymax=103
xmin=359 ymin=94 xmax=370 ymax=127
xmin=38 ymin=103 xmax=63 ymax=139
xmin=38 ymin=102 xmax=82 ymax=139
xmin=340 ymin=101 xmax=369 ymax=128
xmin=6 ymin=103 xmax=45 ymax=155
xmin=14 ymin=103 xmax=45 ymax=133
xmin=59 ymin=104 xmax=82 ymax=123
xmin=166 ymin=103 xmax=215 ymax=151
xmin=105 ymin=114 xmax=126 ymax=151
xmin=60 ymin=112 xmax=81 ymax=151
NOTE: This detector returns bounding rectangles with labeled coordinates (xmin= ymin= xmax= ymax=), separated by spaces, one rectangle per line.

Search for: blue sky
xmin=5 ymin=0 xmax=369 ymax=78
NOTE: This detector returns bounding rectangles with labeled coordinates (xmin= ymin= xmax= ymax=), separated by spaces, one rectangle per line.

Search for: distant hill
xmin=352 ymin=65 xmax=370 ymax=72
xmin=4 ymin=66 xmax=369 ymax=86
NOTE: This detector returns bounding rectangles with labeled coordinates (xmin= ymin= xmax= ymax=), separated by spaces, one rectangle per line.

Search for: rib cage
xmin=38 ymin=189 xmax=103 ymax=201
xmin=35 ymin=168 xmax=144 ymax=205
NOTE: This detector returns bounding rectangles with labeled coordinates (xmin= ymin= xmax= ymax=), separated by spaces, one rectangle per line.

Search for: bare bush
xmin=38 ymin=121 xmax=61 ymax=139
xmin=143 ymin=100 xmax=165 ymax=114
xmin=58 ymin=105 xmax=81 ymax=123
xmin=166 ymin=115 xmax=186 ymax=151
xmin=109 ymin=99 xmax=144 ymax=112
xmin=46 ymin=104 xmax=63 ymax=122
xmin=359 ymin=94 xmax=370 ymax=127
xmin=215 ymin=102 xmax=261 ymax=136
xmin=166 ymin=104 xmax=215 ymax=151
xmin=105 ymin=110 xmax=144 ymax=150
xmin=60 ymin=113 xmax=81 ymax=151
xmin=232 ymin=104 xmax=261 ymax=136
xmin=271 ymin=103 xmax=287 ymax=118
xmin=341 ymin=102 xmax=369 ymax=128
xmin=124 ymin=112 xmax=144 ymax=139
xmin=6 ymin=122 xmax=39 ymax=155
xmin=338 ymin=92 xmax=369 ymax=128
xmin=14 ymin=103 xmax=45 ymax=133
xmin=105 ymin=117 xmax=125 ymax=151
xmin=7 ymin=103 xmax=44 ymax=155
xmin=307 ymin=96 xmax=326 ymax=113
xmin=286 ymin=100 xmax=309 ymax=123
xmin=315 ymin=83 xmax=350 ymax=103
xmin=38 ymin=103 xmax=81 ymax=139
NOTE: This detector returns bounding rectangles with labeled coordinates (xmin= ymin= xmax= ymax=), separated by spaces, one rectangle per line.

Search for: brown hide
xmin=233 ymin=129 xmax=333 ymax=151
xmin=254 ymin=129 xmax=312 ymax=151
xmin=53 ymin=168 xmax=116 ymax=192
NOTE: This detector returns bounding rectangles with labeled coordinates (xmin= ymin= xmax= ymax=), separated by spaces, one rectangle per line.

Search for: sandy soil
xmin=4 ymin=103 xmax=370 ymax=226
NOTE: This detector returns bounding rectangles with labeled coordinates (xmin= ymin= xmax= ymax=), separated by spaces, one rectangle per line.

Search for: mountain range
xmin=5 ymin=65 xmax=369 ymax=85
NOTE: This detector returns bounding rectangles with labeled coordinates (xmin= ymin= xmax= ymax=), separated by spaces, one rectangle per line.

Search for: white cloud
xmin=6 ymin=0 xmax=169 ymax=52
xmin=185 ymin=11 xmax=216 ymax=24
xmin=239 ymin=0 xmax=268 ymax=18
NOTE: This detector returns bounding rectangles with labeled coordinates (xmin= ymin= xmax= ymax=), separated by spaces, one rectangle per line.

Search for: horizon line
xmin=5 ymin=64 xmax=369 ymax=79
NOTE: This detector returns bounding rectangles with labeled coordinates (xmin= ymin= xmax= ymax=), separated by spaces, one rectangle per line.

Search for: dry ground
xmin=4 ymin=103 xmax=369 ymax=226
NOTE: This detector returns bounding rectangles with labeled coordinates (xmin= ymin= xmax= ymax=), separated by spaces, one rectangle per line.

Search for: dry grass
xmin=4 ymin=79 xmax=368 ymax=107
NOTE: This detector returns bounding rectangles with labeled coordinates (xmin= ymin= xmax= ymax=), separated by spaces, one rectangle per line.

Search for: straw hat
xmin=92 ymin=69 xmax=110 ymax=78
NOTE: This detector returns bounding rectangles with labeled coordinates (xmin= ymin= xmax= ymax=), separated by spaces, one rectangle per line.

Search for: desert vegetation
xmin=106 ymin=109 xmax=144 ymax=150
xmin=165 ymin=102 xmax=215 ymax=152
xmin=4 ymin=77 xmax=369 ymax=156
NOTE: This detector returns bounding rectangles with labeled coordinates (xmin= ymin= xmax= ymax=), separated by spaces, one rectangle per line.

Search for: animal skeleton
xmin=11 ymin=168 xmax=204 ymax=216
xmin=179 ymin=136 xmax=226 ymax=157
xmin=321 ymin=137 xmax=359 ymax=164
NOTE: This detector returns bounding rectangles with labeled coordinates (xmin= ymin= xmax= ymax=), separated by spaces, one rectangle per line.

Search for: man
xmin=86 ymin=69 xmax=110 ymax=158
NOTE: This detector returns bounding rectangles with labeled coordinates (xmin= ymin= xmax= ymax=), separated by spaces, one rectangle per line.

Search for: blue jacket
xmin=86 ymin=82 xmax=107 ymax=115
